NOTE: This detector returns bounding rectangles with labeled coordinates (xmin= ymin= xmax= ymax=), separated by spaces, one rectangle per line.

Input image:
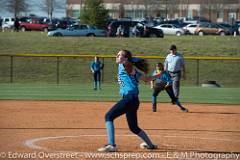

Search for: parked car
xmin=154 ymin=24 xmax=185 ymax=36
xmin=183 ymin=23 xmax=198 ymax=34
xmin=47 ymin=18 xmax=69 ymax=31
xmin=107 ymin=20 xmax=164 ymax=38
xmin=1 ymin=17 xmax=15 ymax=30
xmin=20 ymin=18 xmax=49 ymax=32
xmin=236 ymin=21 xmax=240 ymax=34
xmin=0 ymin=18 xmax=2 ymax=29
xmin=19 ymin=16 xmax=31 ymax=23
xmin=47 ymin=24 xmax=106 ymax=37
xmin=157 ymin=19 xmax=186 ymax=27
xmin=217 ymin=22 xmax=239 ymax=35
xmin=194 ymin=22 xmax=227 ymax=36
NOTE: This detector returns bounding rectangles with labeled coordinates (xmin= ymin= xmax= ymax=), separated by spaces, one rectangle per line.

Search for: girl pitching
xmin=98 ymin=50 xmax=160 ymax=152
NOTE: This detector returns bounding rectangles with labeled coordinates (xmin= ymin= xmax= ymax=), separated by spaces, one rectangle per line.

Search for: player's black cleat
xmin=140 ymin=142 xmax=158 ymax=149
xmin=180 ymin=107 xmax=188 ymax=113
xmin=152 ymin=105 xmax=157 ymax=112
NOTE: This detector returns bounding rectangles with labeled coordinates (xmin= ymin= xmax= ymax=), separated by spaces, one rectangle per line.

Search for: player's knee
xmin=129 ymin=125 xmax=141 ymax=134
xmin=105 ymin=112 xmax=113 ymax=121
xmin=152 ymin=92 xmax=158 ymax=97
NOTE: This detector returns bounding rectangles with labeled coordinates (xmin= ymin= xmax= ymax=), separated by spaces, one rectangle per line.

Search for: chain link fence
xmin=0 ymin=54 xmax=239 ymax=87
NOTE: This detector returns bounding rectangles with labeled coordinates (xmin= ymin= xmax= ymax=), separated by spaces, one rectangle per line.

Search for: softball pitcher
xmin=98 ymin=50 xmax=160 ymax=152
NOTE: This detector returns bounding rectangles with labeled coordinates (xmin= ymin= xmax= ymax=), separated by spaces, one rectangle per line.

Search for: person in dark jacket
xmin=90 ymin=56 xmax=104 ymax=90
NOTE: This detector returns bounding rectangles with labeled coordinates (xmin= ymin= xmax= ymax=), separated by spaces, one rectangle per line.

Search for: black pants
xmin=105 ymin=94 xmax=142 ymax=134
xmin=153 ymin=85 xmax=178 ymax=102
xmin=93 ymin=71 xmax=101 ymax=82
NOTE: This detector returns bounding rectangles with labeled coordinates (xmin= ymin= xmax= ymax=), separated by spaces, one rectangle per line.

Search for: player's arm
xmin=90 ymin=62 xmax=94 ymax=73
xmin=164 ymin=58 xmax=168 ymax=71
xmin=124 ymin=62 xmax=162 ymax=82
xmin=140 ymin=73 xmax=162 ymax=82
xmin=150 ymin=81 xmax=154 ymax=89
xmin=150 ymin=71 xmax=156 ymax=89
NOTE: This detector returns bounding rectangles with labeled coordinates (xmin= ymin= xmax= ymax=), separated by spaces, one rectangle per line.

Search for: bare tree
xmin=179 ymin=0 xmax=189 ymax=17
xmin=40 ymin=0 xmax=66 ymax=20
xmin=167 ymin=0 xmax=178 ymax=19
xmin=142 ymin=0 xmax=162 ymax=18
xmin=200 ymin=0 xmax=227 ymax=22
xmin=118 ymin=3 xmax=125 ymax=18
xmin=168 ymin=0 xmax=179 ymax=18
xmin=152 ymin=0 xmax=167 ymax=18
xmin=150 ymin=0 xmax=165 ymax=18
xmin=4 ymin=0 xmax=29 ymax=18
xmin=238 ymin=0 xmax=240 ymax=20
xmin=159 ymin=0 xmax=177 ymax=19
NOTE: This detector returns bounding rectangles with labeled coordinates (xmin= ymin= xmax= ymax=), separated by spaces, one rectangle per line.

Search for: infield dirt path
xmin=0 ymin=100 xmax=239 ymax=160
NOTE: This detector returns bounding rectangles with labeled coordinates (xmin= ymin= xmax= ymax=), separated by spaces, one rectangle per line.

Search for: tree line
xmin=1 ymin=0 xmax=65 ymax=20
xmin=1 ymin=0 xmax=108 ymax=28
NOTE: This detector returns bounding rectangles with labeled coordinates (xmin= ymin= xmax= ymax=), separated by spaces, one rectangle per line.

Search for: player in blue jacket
xmin=98 ymin=50 xmax=161 ymax=152
xmin=90 ymin=56 xmax=104 ymax=90
xmin=151 ymin=62 xmax=188 ymax=112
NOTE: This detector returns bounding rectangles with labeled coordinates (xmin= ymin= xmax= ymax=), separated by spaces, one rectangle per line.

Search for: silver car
xmin=47 ymin=24 xmax=106 ymax=37
xmin=154 ymin=24 xmax=185 ymax=36
xmin=183 ymin=24 xmax=198 ymax=35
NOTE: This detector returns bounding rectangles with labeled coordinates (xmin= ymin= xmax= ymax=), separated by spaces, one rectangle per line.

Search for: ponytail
xmin=121 ymin=50 xmax=149 ymax=74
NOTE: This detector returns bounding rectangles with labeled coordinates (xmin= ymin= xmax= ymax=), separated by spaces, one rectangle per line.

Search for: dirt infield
xmin=0 ymin=100 xmax=239 ymax=160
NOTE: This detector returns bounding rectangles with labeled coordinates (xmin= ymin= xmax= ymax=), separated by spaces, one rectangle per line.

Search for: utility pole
xmin=80 ymin=0 xmax=84 ymax=17
xmin=165 ymin=0 xmax=168 ymax=19
xmin=186 ymin=0 xmax=189 ymax=18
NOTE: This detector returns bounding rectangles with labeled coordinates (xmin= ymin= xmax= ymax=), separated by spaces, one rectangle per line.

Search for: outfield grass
xmin=0 ymin=32 xmax=240 ymax=56
xmin=0 ymin=32 xmax=239 ymax=103
xmin=0 ymin=83 xmax=239 ymax=104
xmin=0 ymin=55 xmax=239 ymax=86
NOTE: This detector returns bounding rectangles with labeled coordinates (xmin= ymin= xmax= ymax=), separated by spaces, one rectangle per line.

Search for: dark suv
xmin=107 ymin=20 xmax=164 ymax=38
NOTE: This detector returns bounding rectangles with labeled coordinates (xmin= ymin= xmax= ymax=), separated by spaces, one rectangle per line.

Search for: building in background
xmin=66 ymin=0 xmax=240 ymax=24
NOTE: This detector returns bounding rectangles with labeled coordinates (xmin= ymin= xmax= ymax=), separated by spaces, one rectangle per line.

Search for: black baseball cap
xmin=170 ymin=44 xmax=177 ymax=50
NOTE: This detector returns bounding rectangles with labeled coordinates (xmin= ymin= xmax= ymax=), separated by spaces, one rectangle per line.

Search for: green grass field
xmin=0 ymin=32 xmax=240 ymax=104
xmin=0 ymin=83 xmax=239 ymax=104
xmin=0 ymin=32 xmax=240 ymax=56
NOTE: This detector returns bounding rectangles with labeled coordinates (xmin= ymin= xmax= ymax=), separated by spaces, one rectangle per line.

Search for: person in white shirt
xmin=164 ymin=44 xmax=186 ymax=101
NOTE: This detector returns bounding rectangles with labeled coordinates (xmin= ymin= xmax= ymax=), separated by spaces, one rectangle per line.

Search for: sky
xmin=0 ymin=0 xmax=66 ymax=18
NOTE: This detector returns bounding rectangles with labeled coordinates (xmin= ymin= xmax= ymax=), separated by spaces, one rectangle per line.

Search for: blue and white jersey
xmin=152 ymin=70 xmax=172 ymax=85
xmin=91 ymin=61 xmax=102 ymax=72
xmin=117 ymin=64 xmax=142 ymax=96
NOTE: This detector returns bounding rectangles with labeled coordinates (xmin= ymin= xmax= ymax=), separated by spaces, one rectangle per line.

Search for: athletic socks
xmin=97 ymin=81 xmax=101 ymax=89
xmin=106 ymin=123 xmax=156 ymax=148
xmin=152 ymin=96 xmax=157 ymax=105
xmin=152 ymin=96 xmax=157 ymax=112
xmin=137 ymin=130 xmax=155 ymax=148
xmin=94 ymin=81 xmax=101 ymax=90
xmin=175 ymin=99 xmax=184 ymax=109
xmin=106 ymin=121 xmax=115 ymax=146
xmin=94 ymin=81 xmax=97 ymax=90
xmin=175 ymin=99 xmax=188 ymax=112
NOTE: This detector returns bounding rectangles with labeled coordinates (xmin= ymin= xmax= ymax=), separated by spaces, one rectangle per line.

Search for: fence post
xmin=102 ymin=57 xmax=104 ymax=83
xmin=196 ymin=59 xmax=199 ymax=85
xmin=10 ymin=56 xmax=14 ymax=83
xmin=56 ymin=57 xmax=60 ymax=84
